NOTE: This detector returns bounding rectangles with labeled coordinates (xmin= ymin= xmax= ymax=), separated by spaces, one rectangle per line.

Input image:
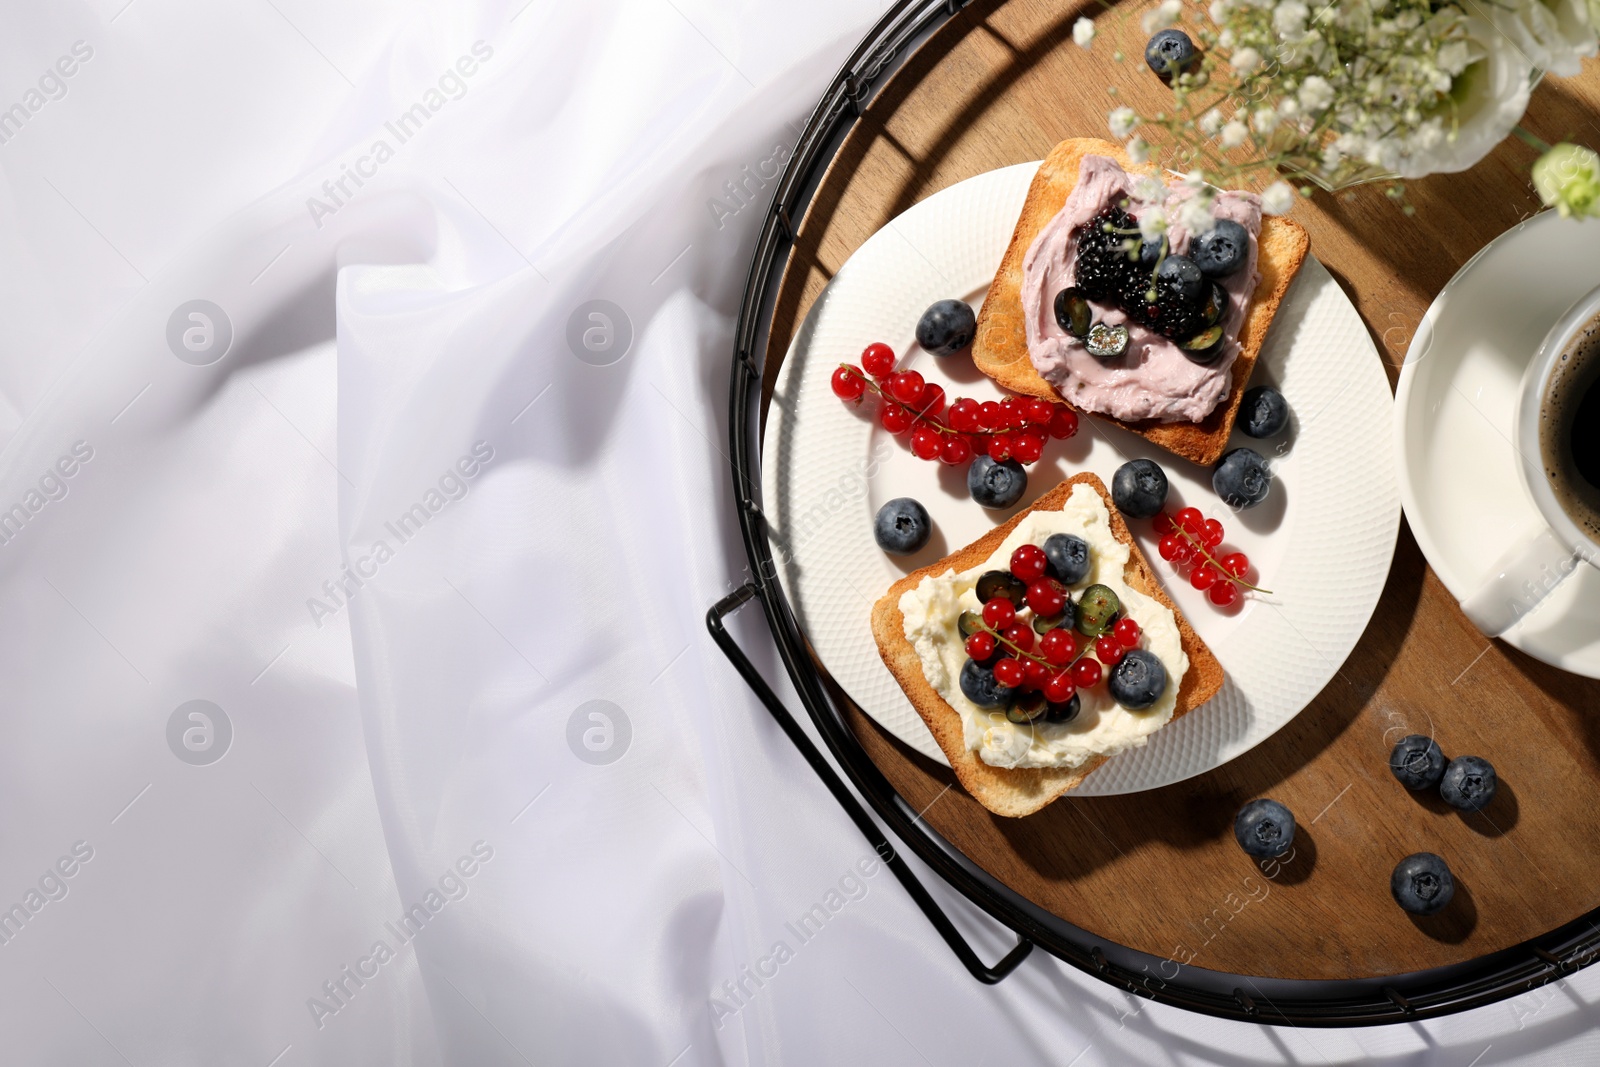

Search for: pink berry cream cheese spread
xmin=1019 ymin=155 xmax=1263 ymax=424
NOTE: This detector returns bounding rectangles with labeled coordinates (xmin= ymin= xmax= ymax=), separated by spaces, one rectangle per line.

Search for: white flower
xmin=1260 ymin=181 xmax=1296 ymax=214
xmin=1298 ymin=74 xmax=1334 ymax=111
xmin=1210 ymin=0 xmax=1233 ymax=22
xmin=1181 ymin=169 xmax=1208 ymax=189
xmin=1473 ymin=0 xmax=1596 ymax=78
xmin=1435 ymin=38 xmax=1470 ymax=76
xmin=1252 ymin=106 xmax=1280 ymax=133
xmin=1273 ymin=0 xmax=1308 ymax=37
xmin=1142 ymin=0 xmax=1182 ymax=34
xmin=1131 ymin=173 xmax=1168 ymax=205
xmin=1221 ymin=120 xmax=1250 ymax=148
xmin=1199 ymin=108 xmax=1224 ymax=136
xmin=1277 ymin=96 xmax=1300 ymax=118
xmin=1382 ymin=18 xmax=1533 ymax=178
xmin=1126 ymin=136 xmax=1151 ymax=163
xmin=1230 ymin=45 xmax=1262 ymax=73
xmin=1109 ymin=106 xmax=1140 ymax=139
xmin=1138 ymin=206 xmax=1170 ymax=240
xmin=1073 ymin=16 xmax=1096 ymax=49
xmin=1178 ymin=193 xmax=1216 ymax=233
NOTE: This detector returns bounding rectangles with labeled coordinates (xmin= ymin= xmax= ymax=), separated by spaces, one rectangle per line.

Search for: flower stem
xmin=1513 ymin=125 xmax=1551 ymax=154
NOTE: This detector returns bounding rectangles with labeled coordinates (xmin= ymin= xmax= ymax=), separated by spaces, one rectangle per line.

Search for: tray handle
xmin=707 ymin=582 xmax=1034 ymax=984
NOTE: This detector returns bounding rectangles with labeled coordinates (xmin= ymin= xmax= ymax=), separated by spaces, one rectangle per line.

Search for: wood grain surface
xmin=762 ymin=0 xmax=1600 ymax=981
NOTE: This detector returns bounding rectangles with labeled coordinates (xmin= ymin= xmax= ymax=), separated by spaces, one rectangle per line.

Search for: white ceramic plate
xmin=1395 ymin=209 xmax=1600 ymax=678
xmin=762 ymin=163 xmax=1400 ymax=794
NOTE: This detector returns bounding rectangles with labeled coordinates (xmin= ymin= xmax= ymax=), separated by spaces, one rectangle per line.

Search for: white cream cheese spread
xmin=898 ymin=484 xmax=1189 ymax=770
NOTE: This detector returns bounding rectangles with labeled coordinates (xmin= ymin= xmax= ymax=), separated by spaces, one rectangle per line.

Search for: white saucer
xmin=1395 ymin=210 xmax=1600 ymax=678
xmin=762 ymin=163 xmax=1400 ymax=795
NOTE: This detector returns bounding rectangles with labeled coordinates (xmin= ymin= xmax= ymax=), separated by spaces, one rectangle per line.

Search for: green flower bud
xmin=1533 ymin=143 xmax=1600 ymax=219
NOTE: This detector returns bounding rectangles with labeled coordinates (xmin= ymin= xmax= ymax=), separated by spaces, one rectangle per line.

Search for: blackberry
xmin=1072 ymin=207 xmax=1206 ymax=340
xmin=1072 ymin=207 xmax=1140 ymax=301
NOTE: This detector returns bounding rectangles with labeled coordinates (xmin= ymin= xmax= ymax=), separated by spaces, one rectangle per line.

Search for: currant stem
xmin=838 ymin=364 xmax=961 ymax=434
xmin=978 ymin=621 xmax=1094 ymax=674
xmin=1172 ymin=523 xmax=1274 ymax=595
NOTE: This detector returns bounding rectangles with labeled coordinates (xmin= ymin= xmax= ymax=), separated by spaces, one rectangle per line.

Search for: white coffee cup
xmin=1461 ymin=283 xmax=1600 ymax=637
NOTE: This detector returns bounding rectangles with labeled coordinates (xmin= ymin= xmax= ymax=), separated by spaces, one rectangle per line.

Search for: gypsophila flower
xmin=1298 ymin=76 xmax=1334 ymax=112
xmin=1199 ymin=109 xmax=1225 ymax=136
xmin=1126 ymin=136 xmax=1151 ymax=164
xmin=1109 ymin=107 xmax=1140 ymax=139
xmin=1221 ymin=120 xmax=1250 ymax=148
xmin=1073 ymin=16 xmax=1096 ymax=49
xmin=1230 ymin=46 xmax=1262 ymax=73
xmin=1142 ymin=0 xmax=1182 ymax=34
xmin=1273 ymin=1 xmax=1309 ymax=37
xmin=1132 ymin=174 xmax=1167 ymax=204
xmin=1178 ymin=193 xmax=1216 ymax=233
xmin=1533 ymin=142 xmax=1600 ymax=218
xmin=1252 ymin=107 xmax=1280 ymax=134
xmin=1138 ymin=206 xmax=1170 ymax=240
xmin=1261 ymin=181 xmax=1296 ymax=214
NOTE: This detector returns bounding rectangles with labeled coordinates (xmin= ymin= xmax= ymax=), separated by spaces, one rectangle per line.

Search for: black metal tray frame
xmin=705 ymin=0 xmax=1600 ymax=1025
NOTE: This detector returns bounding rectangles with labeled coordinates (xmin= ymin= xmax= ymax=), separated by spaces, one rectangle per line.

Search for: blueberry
xmin=1137 ymin=233 xmax=1166 ymax=270
xmin=1391 ymin=852 xmax=1455 ymax=916
xmin=1191 ymin=219 xmax=1250 ymax=279
xmin=960 ymin=658 xmax=1016 ymax=710
xmin=1213 ymin=447 xmax=1272 ymax=509
xmin=916 ymin=299 xmax=977 ymax=357
xmin=1156 ymin=253 xmax=1205 ymax=307
xmin=1144 ymin=28 xmax=1196 ymax=76
xmin=1439 ymin=755 xmax=1497 ymax=812
xmin=873 ymin=498 xmax=931 ymax=555
xmin=1240 ymin=386 xmax=1289 ymax=438
xmin=1233 ymin=798 xmax=1295 ymax=858
xmin=1112 ymin=458 xmax=1170 ymax=519
xmin=968 ymin=455 xmax=1027 ymax=509
xmin=1045 ymin=692 xmax=1081 ymax=724
xmin=1043 ymin=533 xmax=1090 ymax=585
xmin=1108 ymin=649 xmax=1168 ymax=709
xmin=1389 ymin=735 xmax=1446 ymax=791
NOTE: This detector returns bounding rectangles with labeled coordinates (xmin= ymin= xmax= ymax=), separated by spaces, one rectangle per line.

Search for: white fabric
xmin=2 ymin=1 xmax=1598 ymax=1063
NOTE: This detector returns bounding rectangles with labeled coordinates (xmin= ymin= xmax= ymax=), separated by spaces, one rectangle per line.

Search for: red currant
xmin=1071 ymin=658 xmax=1102 ymax=688
xmin=1003 ymin=623 xmax=1036 ymax=654
xmin=968 ymin=434 xmax=991 ymax=458
xmin=947 ymin=398 xmax=981 ymax=433
xmin=910 ymin=425 xmax=942 ymax=460
xmin=1220 ymin=552 xmax=1250 ymax=578
xmin=993 ymin=658 xmax=1025 ymax=688
xmin=1113 ymin=618 xmax=1142 ymax=648
xmin=1011 ymin=432 xmax=1044 ymax=464
xmin=1044 ymin=673 xmax=1077 ymax=705
xmin=1023 ymin=659 xmax=1051 ymax=690
xmin=1040 ymin=628 xmax=1079 ymax=665
xmin=1208 ymin=581 xmax=1240 ymax=606
xmin=1047 ymin=407 xmax=1079 ymax=440
xmin=1095 ymin=635 xmax=1126 ymax=666
xmin=1153 ymin=511 xmax=1176 ymax=536
xmin=915 ymin=382 xmax=946 ymax=418
xmin=1191 ymin=564 xmax=1220 ymax=590
xmin=1176 ymin=507 xmax=1204 ymax=536
xmin=965 ymin=632 xmax=995 ymax=660
xmin=1025 ymin=397 xmax=1055 ymax=425
xmin=861 ymin=343 xmax=895 ymax=378
xmin=879 ymin=402 xmax=913 ymax=435
xmin=1158 ymin=536 xmax=1181 ymax=561
xmin=939 ymin=435 xmax=972 ymax=465
xmin=889 ymin=370 xmax=924 ymax=405
xmin=1026 ymin=578 xmax=1068 ymax=617
xmin=987 ymin=434 xmax=1013 ymax=462
xmin=978 ymin=401 xmax=1004 ymax=432
xmin=831 ymin=365 xmax=866 ymax=400
xmin=982 ymin=597 xmax=1016 ymax=631
xmin=1010 ymin=544 xmax=1048 ymax=583
xmin=1201 ymin=518 xmax=1225 ymax=548
xmin=1000 ymin=396 xmax=1027 ymax=429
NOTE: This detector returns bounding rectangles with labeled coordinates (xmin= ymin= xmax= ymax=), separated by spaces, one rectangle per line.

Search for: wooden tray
xmin=761 ymin=0 xmax=1600 ymax=985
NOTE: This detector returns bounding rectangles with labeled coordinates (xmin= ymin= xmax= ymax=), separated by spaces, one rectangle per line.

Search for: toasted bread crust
xmin=870 ymin=474 xmax=1225 ymax=817
xmin=972 ymin=138 xmax=1310 ymax=466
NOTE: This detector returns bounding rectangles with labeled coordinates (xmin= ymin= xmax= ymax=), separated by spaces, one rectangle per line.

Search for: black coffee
xmin=1540 ymin=317 xmax=1600 ymax=541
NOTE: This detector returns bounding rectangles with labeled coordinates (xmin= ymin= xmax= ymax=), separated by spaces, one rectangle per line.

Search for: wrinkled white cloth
xmin=1 ymin=1 xmax=1598 ymax=1064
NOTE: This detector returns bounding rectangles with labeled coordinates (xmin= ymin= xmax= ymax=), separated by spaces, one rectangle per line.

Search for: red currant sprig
xmin=1154 ymin=507 xmax=1272 ymax=606
xmin=965 ymin=589 xmax=1144 ymax=705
